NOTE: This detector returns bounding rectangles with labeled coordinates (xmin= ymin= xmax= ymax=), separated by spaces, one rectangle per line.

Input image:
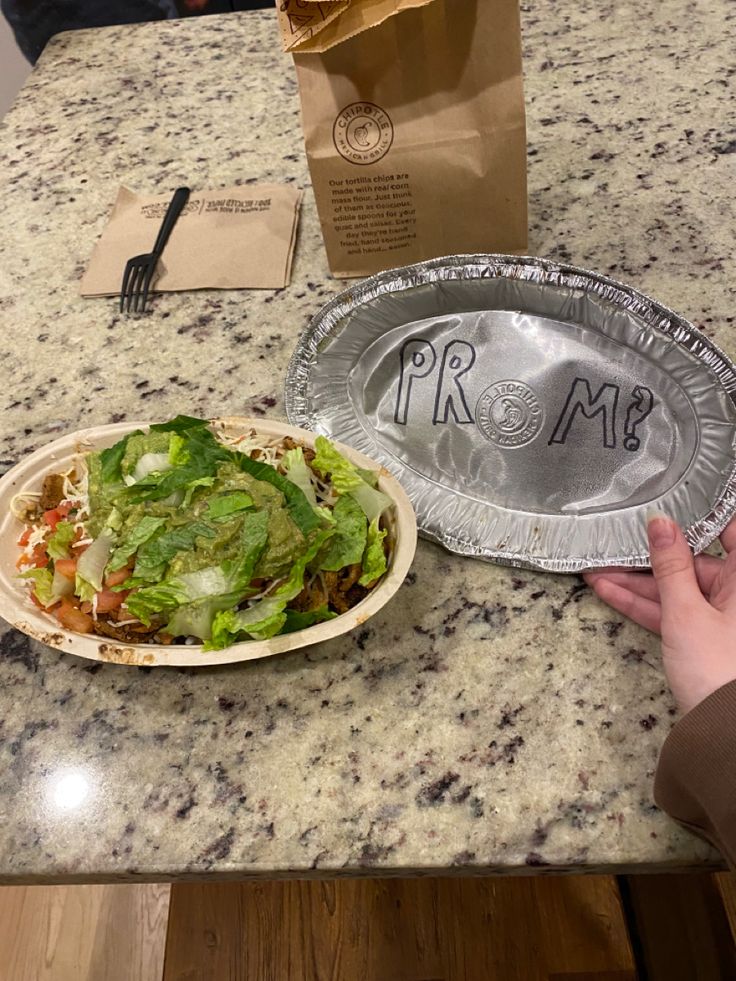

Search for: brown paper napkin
xmin=80 ymin=184 xmax=303 ymax=295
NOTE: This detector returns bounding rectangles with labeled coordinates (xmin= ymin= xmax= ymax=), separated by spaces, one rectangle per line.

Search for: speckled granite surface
xmin=0 ymin=2 xmax=733 ymax=882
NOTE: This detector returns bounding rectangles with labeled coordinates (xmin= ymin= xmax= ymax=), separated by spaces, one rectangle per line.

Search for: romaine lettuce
xmin=125 ymin=510 xmax=269 ymax=626
xmin=76 ymin=530 xmax=115 ymax=597
xmin=318 ymin=495 xmax=367 ymax=572
xmin=51 ymin=566 xmax=75 ymax=602
xmin=206 ymin=491 xmax=254 ymax=520
xmin=121 ymin=426 xmax=231 ymax=504
xmin=120 ymin=431 xmax=172 ymax=480
xmin=132 ymin=452 xmax=171 ymax=483
xmin=97 ymin=429 xmax=144 ymax=485
xmin=208 ymin=526 xmax=333 ymax=648
xmin=282 ymin=605 xmax=336 ymax=633
xmin=46 ymin=520 xmax=75 ymax=560
xmin=150 ymin=415 xmax=210 ymax=435
xmin=20 ymin=567 xmax=55 ymax=607
xmin=232 ymin=451 xmax=322 ymax=536
xmin=282 ymin=447 xmax=317 ymax=508
xmin=359 ymin=517 xmax=388 ymax=586
xmin=312 ymin=436 xmax=391 ymax=523
xmin=129 ymin=520 xmax=216 ymax=584
xmin=165 ymin=596 xmax=235 ymax=643
xmin=182 ymin=476 xmax=215 ymax=507
xmin=347 ymin=482 xmax=392 ymax=524
xmin=106 ymin=515 xmax=168 ymax=573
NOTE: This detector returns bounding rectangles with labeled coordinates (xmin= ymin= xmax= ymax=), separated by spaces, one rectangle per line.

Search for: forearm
xmin=654 ymin=680 xmax=736 ymax=867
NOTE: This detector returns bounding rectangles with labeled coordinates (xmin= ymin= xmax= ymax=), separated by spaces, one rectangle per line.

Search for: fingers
xmin=587 ymin=576 xmax=662 ymax=634
xmin=709 ymin=547 xmax=736 ymax=612
xmin=585 ymin=556 xmax=722 ymax=602
xmin=720 ymin=519 xmax=736 ymax=555
xmin=694 ymin=554 xmax=727 ymax=597
xmin=584 ymin=570 xmax=660 ymax=603
xmin=648 ymin=516 xmax=705 ymax=617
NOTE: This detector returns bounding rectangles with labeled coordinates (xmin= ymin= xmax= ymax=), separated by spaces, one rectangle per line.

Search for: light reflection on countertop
xmin=47 ymin=769 xmax=93 ymax=813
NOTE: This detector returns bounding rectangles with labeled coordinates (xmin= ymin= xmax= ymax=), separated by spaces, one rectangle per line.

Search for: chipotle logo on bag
xmin=332 ymin=102 xmax=394 ymax=165
xmin=276 ymin=0 xmax=528 ymax=278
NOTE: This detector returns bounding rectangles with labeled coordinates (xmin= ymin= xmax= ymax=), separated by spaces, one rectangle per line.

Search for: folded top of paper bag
xmin=276 ymin=0 xmax=434 ymax=54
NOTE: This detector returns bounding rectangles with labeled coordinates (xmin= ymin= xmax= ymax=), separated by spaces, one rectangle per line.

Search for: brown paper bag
xmin=278 ymin=0 xmax=527 ymax=278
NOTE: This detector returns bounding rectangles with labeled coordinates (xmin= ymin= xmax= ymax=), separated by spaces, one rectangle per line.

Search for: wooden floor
xmin=0 ymin=884 xmax=170 ymax=981
xmin=163 ymin=876 xmax=636 ymax=981
xmin=0 ymin=873 xmax=735 ymax=981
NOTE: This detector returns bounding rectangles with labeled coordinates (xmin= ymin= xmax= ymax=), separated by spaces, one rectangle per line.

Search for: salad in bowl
xmin=1 ymin=416 xmax=416 ymax=666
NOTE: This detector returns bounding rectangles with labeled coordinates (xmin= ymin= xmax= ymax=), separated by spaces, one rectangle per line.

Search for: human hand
xmin=584 ymin=516 xmax=736 ymax=715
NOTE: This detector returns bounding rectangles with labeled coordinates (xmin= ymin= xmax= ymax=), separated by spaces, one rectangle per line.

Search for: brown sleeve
xmin=654 ymin=680 xmax=736 ymax=867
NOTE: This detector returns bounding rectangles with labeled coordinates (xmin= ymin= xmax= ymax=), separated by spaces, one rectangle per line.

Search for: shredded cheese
xmin=245 ymin=578 xmax=286 ymax=604
xmin=9 ymin=492 xmax=43 ymax=526
xmin=221 ymin=432 xmax=283 ymax=468
xmin=26 ymin=524 xmax=48 ymax=549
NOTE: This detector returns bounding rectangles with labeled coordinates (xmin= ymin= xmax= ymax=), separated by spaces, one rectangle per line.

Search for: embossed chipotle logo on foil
xmin=476 ymin=381 xmax=544 ymax=448
xmin=333 ymin=102 xmax=394 ymax=165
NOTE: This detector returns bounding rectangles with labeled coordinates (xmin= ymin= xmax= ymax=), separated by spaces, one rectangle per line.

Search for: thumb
xmin=647 ymin=514 xmax=703 ymax=613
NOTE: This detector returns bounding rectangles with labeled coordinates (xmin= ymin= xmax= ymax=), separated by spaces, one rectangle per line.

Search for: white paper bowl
xmin=0 ymin=418 xmax=417 ymax=667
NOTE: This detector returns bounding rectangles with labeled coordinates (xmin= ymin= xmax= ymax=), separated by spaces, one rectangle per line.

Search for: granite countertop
xmin=0 ymin=1 xmax=733 ymax=882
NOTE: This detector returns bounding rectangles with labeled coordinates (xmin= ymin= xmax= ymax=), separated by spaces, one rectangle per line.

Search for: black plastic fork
xmin=119 ymin=186 xmax=190 ymax=313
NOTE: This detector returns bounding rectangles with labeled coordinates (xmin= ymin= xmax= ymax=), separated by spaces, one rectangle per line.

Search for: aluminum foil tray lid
xmin=286 ymin=255 xmax=736 ymax=572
